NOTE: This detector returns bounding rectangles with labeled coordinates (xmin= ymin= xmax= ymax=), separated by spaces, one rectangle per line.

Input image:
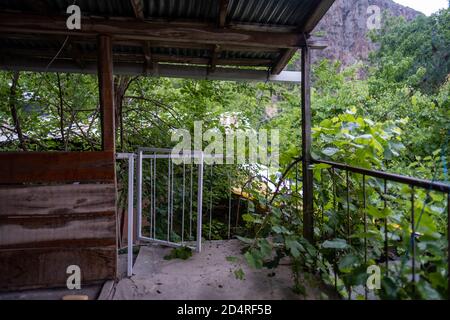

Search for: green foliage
xmin=164 ymin=247 xmax=193 ymax=261
xmin=369 ymin=9 xmax=450 ymax=93
xmin=234 ymin=268 xmax=245 ymax=280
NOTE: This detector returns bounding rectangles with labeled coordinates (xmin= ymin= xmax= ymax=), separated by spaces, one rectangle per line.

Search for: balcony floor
xmin=109 ymin=240 xmax=336 ymax=300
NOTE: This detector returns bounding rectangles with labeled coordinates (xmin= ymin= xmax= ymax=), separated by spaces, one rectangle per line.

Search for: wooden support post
xmin=142 ymin=41 xmax=153 ymax=74
xmin=97 ymin=34 xmax=118 ymax=279
xmin=218 ymin=0 xmax=230 ymax=28
xmin=98 ymin=35 xmax=115 ymax=152
xmin=209 ymin=45 xmax=220 ymax=73
xmin=301 ymin=45 xmax=314 ymax=242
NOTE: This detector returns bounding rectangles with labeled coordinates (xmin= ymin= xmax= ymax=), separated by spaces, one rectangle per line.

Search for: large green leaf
xmin=321 ymin=239 xmax=349 ymax=250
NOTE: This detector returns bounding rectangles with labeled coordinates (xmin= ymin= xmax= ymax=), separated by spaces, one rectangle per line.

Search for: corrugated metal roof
xmin=0 ymin=0 xmax=334 ymax=76
xmin=0 ymin=0 xmax=318 ymax=25
xmin=228 ymin=0 xmax=314 ymax=26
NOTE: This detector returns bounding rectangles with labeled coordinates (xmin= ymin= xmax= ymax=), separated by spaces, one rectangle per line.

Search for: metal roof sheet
xmin=0 ymin=0 xmax=334 ymax=78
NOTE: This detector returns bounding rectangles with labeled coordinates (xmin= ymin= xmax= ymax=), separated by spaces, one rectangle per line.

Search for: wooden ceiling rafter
xmin=0 ymin=13 xmax=308 ymax=49
xmin=0 ymin=47 xmax=272 ymax=68
xmin=0 ymin=0 xmax=335 ymax=78
xmin=130 ymin=0 xmax=145 ymax=21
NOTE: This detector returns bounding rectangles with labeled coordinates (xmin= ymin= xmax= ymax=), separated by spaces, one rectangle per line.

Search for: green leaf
xmin=234 ymin=268 xmax=245 ymax=280
xmin=242 ymin=213 xmax=255 ymax=223
xmin=311 ymin=163 xmax=332 ymax=170
xmin=236 ymin=236 xmax=254 ymax=245
xmin=285 ymin=237 xmax=304 ymax=258
xmin=244 ymin=250 xmax=264 ymax=269
xmin=322 ymin=147 xmax=340 ymax=157
xmin=163 ymin=247 xmax=193 ymax=261
xmin=355 ymin=134 xmax=373 ymax=141
xmin=321 ymin=239 xmax=349 ymax=250
xmin=271 ymin=225 xmax=291 ymax=235
xmin=416 ymin=281 xmax=442 ymax=300
xmin=259 ymin=239 xmax=272 ymax=257
xmin=381 ymin=277 xmax=398 ymax=300
xmin=367 ymin=205 xmax=391 ymax=219
xmin=226 ymin=256 xmax=239 ymax=263
xmin=338 ymin=254 xmax=360 ymax=273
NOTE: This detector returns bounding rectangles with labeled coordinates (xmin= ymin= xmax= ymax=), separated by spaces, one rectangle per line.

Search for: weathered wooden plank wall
xmin=0 ymin=34 xmax=117 ymax=292
xmin=0 ymin=152 xmax=115 ymax=184
xmin=0 ymin=152 xmax=117 ymax=291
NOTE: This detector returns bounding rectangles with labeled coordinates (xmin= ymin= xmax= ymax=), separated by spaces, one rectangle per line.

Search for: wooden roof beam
xmin=130 ymin=0 xmax=145 ymax=20
xmin=0 ymin=47 xmax=272 ymax=67
xmin=271 ymin=48 xmax=297 ymax=75
xmin=0 ymin=57 xmax=302 ymax=83
xmin=0 ymin=13 xmax=307 ymax=49
xmin=113 ymin=40 xmax=281 ymax=53
xmin=218 ymin=0 xmax=230 ymax=28
xmin=25 ymin=0 xmax=54 ymax=15
xmin=271 ymin=0 xmax=336 ymax=74
xmin=300 ymin=0 xmax=336 ymax=34
xmin=271 ymin=38 xmax=328 ymax=75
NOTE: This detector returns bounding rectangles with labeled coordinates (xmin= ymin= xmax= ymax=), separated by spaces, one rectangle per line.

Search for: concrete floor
xmin=110 ymin=240 xmax=336 ymax=300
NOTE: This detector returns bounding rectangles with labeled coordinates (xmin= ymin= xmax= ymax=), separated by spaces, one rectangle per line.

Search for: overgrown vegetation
xmin=0 ymin=10 xmax=449 ymax=300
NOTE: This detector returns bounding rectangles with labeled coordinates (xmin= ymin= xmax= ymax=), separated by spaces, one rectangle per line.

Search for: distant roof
xmin=0 ymin=0 xmax=335 ymax=80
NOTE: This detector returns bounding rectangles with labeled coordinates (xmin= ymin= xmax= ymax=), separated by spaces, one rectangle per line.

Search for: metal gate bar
xmin=137 ymin=148 xmax=205 ymax=253
xmin=116 ymin=153 xmax=135 ymax=277
xmin=118 ymin=150 xmax=227 ymax=278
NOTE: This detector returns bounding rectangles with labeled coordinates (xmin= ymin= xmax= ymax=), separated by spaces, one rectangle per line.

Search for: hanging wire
xmin=29 ymin=0 xmax=78 ymax=101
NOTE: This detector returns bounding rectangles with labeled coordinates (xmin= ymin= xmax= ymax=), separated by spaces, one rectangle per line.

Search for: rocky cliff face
xmin=310 ymin=0 xmax=421 ymax=66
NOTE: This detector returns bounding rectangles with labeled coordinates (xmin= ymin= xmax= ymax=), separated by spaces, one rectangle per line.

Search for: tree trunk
xmin=114 ymin=76 xmax=133 ymax=152
xmin=56 ymin=73 xmax=66 ymax=150
xmin=9 ymin=71 xmax=27 ymax=151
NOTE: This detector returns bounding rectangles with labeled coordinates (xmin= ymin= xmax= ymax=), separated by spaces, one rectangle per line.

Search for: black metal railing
xmin=313 ymin=158 xmax=450 ymax=300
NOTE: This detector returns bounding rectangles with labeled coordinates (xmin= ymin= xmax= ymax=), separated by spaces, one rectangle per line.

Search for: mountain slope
xmin=310 ymin=0 xmax=421 ymax=66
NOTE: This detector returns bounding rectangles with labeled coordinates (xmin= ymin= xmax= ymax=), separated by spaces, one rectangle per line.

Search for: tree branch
xmin=8 ymin=71 xmax=27 ymax=151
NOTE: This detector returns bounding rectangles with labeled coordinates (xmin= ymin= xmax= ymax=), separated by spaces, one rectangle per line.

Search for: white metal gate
xmin=117 ymin=148 xmax=204 ymax=277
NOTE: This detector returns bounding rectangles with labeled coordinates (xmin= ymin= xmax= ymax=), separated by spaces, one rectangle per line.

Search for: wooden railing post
xmin=98 ymin=34 xmax=118 ymax=279
xmin=301 ymin=45 xmax=314 ymax=242
xmin=98 ymin=34 xmax=115 ymax=152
